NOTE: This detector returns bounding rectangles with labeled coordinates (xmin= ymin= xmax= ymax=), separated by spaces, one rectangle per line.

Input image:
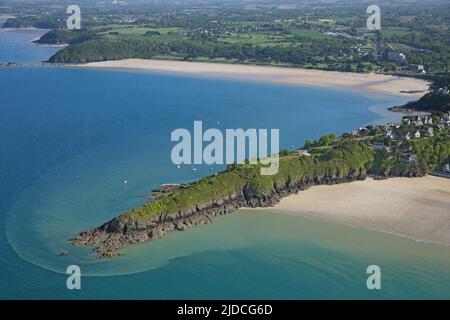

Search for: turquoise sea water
xmin=1 ymin=29 xmax=449 ymax=299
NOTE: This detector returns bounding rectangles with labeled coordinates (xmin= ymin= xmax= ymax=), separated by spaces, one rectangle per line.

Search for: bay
xmin=1 ymin=28 xmax=448 ymax=299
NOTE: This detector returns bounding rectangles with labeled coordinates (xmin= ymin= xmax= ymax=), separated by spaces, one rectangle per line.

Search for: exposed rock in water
xmin=0 ymin=61 xmax=18 ymax=67
xmin=71 ymin=173 xmax=365 ymax=258
xmin=146 ymin=183 xmax=189 ymax=201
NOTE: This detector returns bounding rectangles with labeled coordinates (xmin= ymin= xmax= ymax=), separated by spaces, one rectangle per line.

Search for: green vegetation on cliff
xmin=126 ymin=141 xmax=373 ymax=220
xmin=401 ymin=90 xmax=450 ymax=113
xmin=36 ymin=29 xmax=99 ymax=45
xmin=49 ymin=38 xmax=170 ymax=63
xmin=125 ymin=113 xmax=449 ymax=221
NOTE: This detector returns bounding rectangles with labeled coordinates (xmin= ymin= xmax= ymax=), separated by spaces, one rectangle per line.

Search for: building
xmin=385 ymin=130 xmax=396 ymax=139
xmin=443 ymin=164 xmax=450 ymax=173
xmin=414 ymin=116 xmax=423 ymax=126
xmin=358 ymin=127 xmax=369 ymax=135
xmin=414 ymin=130 xmax=421 ymax=138
xmin=423 ymin=127 xmax=434 ymax=137
xmin=417 ymin=116 xmax=433 ymax=125
xmin=297 ymin=149 xmax=311 ymax=157
xmin=387 ymin=52 xmax=406 ymax=63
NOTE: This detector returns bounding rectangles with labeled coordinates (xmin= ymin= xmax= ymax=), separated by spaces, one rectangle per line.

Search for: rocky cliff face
xmin=71 ymin=172 xmax=366 ymax=257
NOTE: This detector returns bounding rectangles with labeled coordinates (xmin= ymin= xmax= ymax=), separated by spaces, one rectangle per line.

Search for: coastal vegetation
xmin=36 ymin=29 xmax=99 ymax=45
xmin=72 ymin=111 xmax=449 ymax=257
xmin=399 ymin=88 xmax=450 ymax=112
xmin=128 ymin=140 xmax=373 ymax=220
xmin=49 ymin=38 xmax=170 ymax=62
xmin=126 ymin=112 xmax=450 ymax=221
xmin=4 ymin=0 xmax=448 ymax=77
xmin=370 ymin=129 xmax=449 ymax=176
xmin=3 ymin=0 xmax=448 ymax=255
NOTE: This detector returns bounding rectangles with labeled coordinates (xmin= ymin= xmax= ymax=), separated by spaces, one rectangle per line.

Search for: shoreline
xmin=0 ymin=28 xmax=68 ymax=47
xmin=254 ymin=176 xmax=450 ymax=247
xmin=76 ymin=59 xmax=430 ymax=98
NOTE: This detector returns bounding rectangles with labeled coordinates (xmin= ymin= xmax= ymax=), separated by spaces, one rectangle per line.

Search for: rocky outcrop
xmin=147 ymin=183 xmax=189 ymax=200
xmin=71 ymin=172 xmax=365 ymax=257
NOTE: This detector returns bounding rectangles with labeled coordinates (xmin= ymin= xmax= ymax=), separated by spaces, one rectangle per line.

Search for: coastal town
xmin=297 ymin=108 xmax=450 ymax=177
xmin=361 ymin=112 xmax=449 ymax=175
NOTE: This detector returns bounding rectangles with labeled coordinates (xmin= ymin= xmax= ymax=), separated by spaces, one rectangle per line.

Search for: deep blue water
xmin=1 ymin=29 xmax=449 ymax=299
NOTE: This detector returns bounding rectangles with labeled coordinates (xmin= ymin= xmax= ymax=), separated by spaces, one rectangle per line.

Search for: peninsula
xmin=72 ymin=112 xmax=450 ymax=257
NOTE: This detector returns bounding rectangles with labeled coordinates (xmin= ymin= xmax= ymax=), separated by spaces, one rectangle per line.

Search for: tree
xmin=304 ymin=139 xmax=312 ymax=149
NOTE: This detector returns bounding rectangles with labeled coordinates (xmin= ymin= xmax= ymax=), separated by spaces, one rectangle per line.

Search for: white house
xmin=414 ymin=130 xmax=421 ymax=138
xmin=297 ymin=149 xmax=311 ymax=157
xmin=385 ymin=130 xmax=396 ymax=139
xmin=404 ymin=132 xmax=411 ymax=140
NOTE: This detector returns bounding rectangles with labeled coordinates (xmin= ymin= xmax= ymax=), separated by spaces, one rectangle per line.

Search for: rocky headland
xmin=72 ymin=173 xmax=366 ymax=257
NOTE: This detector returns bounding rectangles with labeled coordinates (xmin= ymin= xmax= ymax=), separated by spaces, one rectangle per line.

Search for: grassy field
xmin=218 ymin=32 xmax=292 ymax=47
xmin=381 ymin=27 xmax=413 ymax=38
xmin=289 ymin=29 xmax=331 ymax=40
xmin=94 ymin=25 xmax=187 ymax=42
xmin=93 ymin=23 xmax=333 ymax=49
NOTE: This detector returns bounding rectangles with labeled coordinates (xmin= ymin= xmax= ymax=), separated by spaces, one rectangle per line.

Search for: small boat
xmin=57 ymin=251 xmax=69 ymax=257
xmin=192 ymin=168 xmax=197 ymax=171
xmin=123 ymin=180 xmax=128 ymax=184
xmin=176 ymin=165 xmax=181 ymax=169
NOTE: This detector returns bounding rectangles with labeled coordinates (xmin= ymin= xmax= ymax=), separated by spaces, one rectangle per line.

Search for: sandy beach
xmin=80 ymin=59 xmax=430 ymax=97
xmin=257 ymin=176 xmax=450 ymax=246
